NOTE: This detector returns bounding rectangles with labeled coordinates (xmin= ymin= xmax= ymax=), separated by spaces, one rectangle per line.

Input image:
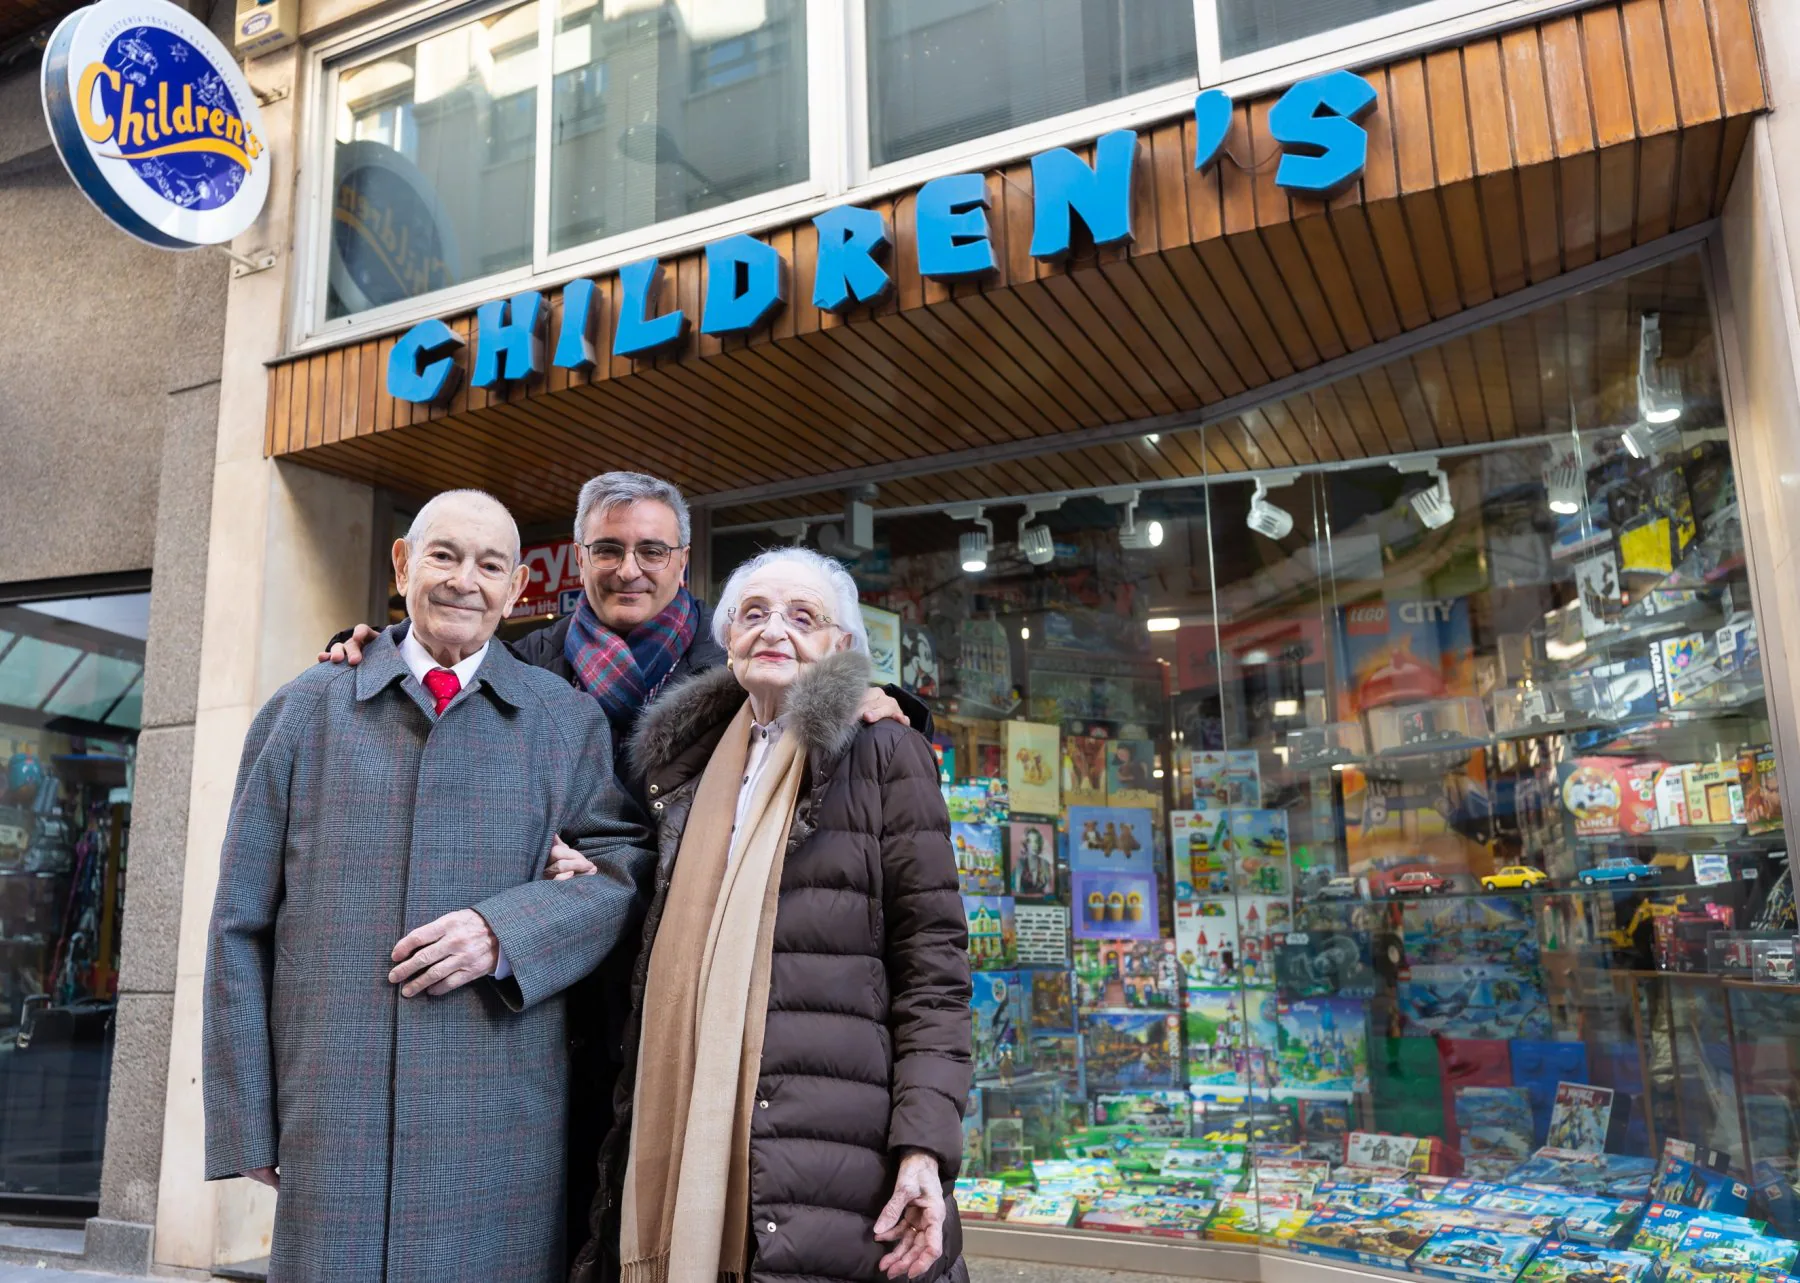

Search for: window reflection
xmin=327 ymin=4 xmax=540 ymax=319
xmin=1216 ymin=0 xmax=1440 ymax=60
xmin=549 ymin=0 xmax=808 ymax=254
xmin=866 ymin=0 xmax=1197 ymax=167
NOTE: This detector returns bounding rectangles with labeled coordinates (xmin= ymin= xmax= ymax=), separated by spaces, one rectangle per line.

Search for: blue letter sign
xmin=613 ymin=258 xmax=687 ymax=359
xmin=812 ymin=206 xmax=891 ymax=311
xmin=700 ymin=235 xmax=786 ymax=336
xmin=1030 ymin=129 xmax=1137 ymax=259
xmin=1193 ymin=90 xmax=1234 ymax=172
xmin=915 ymin=173 xmax=995 ymax=280
xmin=388 ymin=318 xmax=464 ymax=404
xmin=472 ymin=291 xmax=546 ymax=389
xmin=1266 ymin=69 xmax=1379 ymax=198
xmin=554 ymin=278 xmax=598 ymax=371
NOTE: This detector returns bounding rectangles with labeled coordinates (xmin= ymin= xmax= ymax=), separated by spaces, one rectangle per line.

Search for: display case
xmin=708 ymin=252 xmax=1800 ymax=1277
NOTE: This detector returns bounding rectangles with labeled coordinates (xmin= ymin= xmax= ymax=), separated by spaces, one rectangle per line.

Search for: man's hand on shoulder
xmin=317 ymin=622 xmax=381 ymax=667
xmin=388 ymin=909 xmax=500 ymax=997
xmin=858 ymin=687 xmax=908 ymax=726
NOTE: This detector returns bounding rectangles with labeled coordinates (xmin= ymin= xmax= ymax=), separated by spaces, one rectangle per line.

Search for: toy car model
xmin=1578 ymin=857 xmax=1660 ymax=887
xmin=1388 ymin=870 xmax=1451 ymax=897
xmin=1316 ymin=876 xmax=1364 ymax=901
xmin=1481 ymin=865 xmax=1549 ymax=891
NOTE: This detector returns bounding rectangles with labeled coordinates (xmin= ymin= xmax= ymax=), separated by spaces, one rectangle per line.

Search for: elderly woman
xmin=560 ymin=547 xmax=973 ymax=1283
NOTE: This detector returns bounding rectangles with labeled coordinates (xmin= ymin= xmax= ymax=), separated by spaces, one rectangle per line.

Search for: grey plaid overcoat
xmin=202 ymin=627 xmax=655 ymax=1283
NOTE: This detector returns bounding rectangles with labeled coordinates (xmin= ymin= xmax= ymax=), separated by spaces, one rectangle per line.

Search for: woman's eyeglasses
xmin=729 ymin=601 xmax=834 ymax=634
xmin=582 ymin=540 xmax=683 ymax=571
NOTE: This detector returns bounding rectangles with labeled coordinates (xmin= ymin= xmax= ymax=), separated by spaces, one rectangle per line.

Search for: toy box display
xmin=1068 ymin=806 xmax=1159 ymax=941
xmin=1171 ymin=807 xmax=1230 ymax=897
xmin=1208 ymin=1192 xmax=1300 ymax=1243
xmin=1090 ymin=1090 xmax=1189 ymax=1135
xmin=1073 ymin=938 xmax=1181 ymax=1009
xmin=963 ymin=895 xmax=1017 ymax=969
xmin=1369 ymin=698 xmax=1490 ymax=757
xmin=956 ymin=1178 xmax=1005 ymax=1220
xmin=1186 ymin=986 xmax=1279 ymax=1088
xmin=1411 ymin=1226 xmax=1543 ymax=1282
xmin=1287 ymin=721 xmax=1368 ymax=770
xmin=1080 ymin=1193 xmax=1218 ymax=1239
xmin=1192 ymin=751 xmax=1262 ymax=807
xmin=951 ymin=822 xmax=1007 ymax=894
xmin=1491 ymin=676 xmax=1611 ymax=735
xmin=1288 ymin=1206 xmax=1436 ymax=1268
xmin=1521 ymin=1242 xmax=1656 ymax=1283
xmin=971 ymin=971 xmax=1027 ymax=1079
xmin=1274 ymin=997 xmax=1370 ymax=1095
xmin=1275 ymin=930 xmax=1378 ymax=998
xmin=1665 ymin=1220 xmax=1798 ymax=1280
xmin=1455 ymin=1087 xmax=1537 ymax=1178
xmin=1080 ymin=1012 xmax=1182 ymax=1089
xmin=1397 ymin=965 xmax=1553 ymax=1041
xmin=1004 ymin=1192 xmax=1078 ymax=1226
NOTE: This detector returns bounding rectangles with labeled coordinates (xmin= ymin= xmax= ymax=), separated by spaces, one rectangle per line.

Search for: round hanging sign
xmin=41 ymin=0 xmax=270 ymax=249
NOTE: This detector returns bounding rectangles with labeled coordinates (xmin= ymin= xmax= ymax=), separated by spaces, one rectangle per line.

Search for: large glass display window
xmin=0 ymin=590 xmax=143 ymax=1207
xmin=710 ymin=251 xmax=1800 ymax=1273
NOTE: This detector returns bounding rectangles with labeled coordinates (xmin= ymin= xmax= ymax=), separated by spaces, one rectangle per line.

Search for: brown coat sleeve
xmin=878 ymin=730 xmax=973 ymax=1176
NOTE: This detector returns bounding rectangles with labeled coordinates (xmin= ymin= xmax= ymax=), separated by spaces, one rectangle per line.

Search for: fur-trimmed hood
xmin=627 ymin=648 xmax=872 ymax=780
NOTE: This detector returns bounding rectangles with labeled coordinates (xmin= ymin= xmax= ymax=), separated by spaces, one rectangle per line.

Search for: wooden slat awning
xmin=0 ymin=1 xmax=83 ymax=47
xmin=270 ymin=0 xmax=1766 ymax=529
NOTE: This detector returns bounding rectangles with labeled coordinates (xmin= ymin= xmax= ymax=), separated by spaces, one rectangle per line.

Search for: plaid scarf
xmin=563 ymin=587 xmax=700 ymax=726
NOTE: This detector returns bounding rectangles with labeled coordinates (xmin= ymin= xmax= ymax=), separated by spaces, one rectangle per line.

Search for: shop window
xmin=325 ymin=4 xmax=541 ymax=320
xmin=0 ymin=590 xmax=145 ymax=1207
xmin=1216 ymin=0 xmax=1443 ymax=59
xmin=550 ymin=0 xmax=809 ymax=253
xmin=710 ymin=251 xmax=1800 ymax=1263
xmin=863 ymin=0 xmax=1196 ymax=168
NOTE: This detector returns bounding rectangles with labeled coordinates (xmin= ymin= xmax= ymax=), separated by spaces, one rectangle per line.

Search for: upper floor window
xmin=865 ymin=0 xmax=1198 ymax=168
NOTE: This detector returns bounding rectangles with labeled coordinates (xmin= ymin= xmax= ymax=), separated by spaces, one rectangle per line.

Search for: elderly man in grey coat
xmin=202 ymin=488 xmax=654 ymax=1283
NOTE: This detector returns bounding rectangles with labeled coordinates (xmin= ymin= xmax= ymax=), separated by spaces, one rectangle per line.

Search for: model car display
xmin=1388 ymin=870 xmax=1452 ymax=897
xmin=1480 ymin=866 xmax=1549 ymax=892
xmin=1578 ymin=857 xmax=1661 ymax=887
xmin=1317 ymin=876 xmax=1365 ymax=901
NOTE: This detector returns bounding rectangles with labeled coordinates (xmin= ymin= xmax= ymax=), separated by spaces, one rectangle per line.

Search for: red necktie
xmin=422 ymin=668 xmax=460 ymax=716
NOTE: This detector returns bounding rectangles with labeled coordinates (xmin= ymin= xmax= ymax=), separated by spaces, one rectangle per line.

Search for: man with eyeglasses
xmin=320 ymin=471 xmax=922 ymax=1261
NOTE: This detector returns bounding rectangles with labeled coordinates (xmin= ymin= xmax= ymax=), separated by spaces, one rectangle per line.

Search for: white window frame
xmin=287 ymin=0 xmax=1599 ymax=356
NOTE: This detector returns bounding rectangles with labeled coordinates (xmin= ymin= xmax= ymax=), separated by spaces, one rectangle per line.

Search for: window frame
xmin=289 ymin=0 xmax=1599 ymax=354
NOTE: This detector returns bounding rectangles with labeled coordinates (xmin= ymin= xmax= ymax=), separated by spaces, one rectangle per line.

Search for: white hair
xmin=712 ymin=547 xmax=869 ymax=653
xmin=572 ymin=472 xmax=692 ymax=546
xmin=406 ymin=489 xmax=521 ymax=566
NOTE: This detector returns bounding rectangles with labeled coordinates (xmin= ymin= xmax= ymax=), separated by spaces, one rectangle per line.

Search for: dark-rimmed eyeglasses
xmin=581 ymin=540 xmax=685 ymax=571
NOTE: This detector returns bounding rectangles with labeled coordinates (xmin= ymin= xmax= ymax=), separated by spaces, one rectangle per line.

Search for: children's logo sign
xmin=42 ymin=0 xmax=270 ymax=248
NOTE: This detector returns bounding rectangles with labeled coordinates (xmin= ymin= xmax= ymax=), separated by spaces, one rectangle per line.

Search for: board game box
xmin=952 ymin=822 xmax=1006 ymax=895
xmin=1081 ymin=1009 xmax=1183 ymax=1089
xmin=1411 ymin=1226 xmax=1544 ymax=1282
xmin=963 ymin=894 xmax=1017 ymax=969
xmin=1073 ymin=938 xmax=1182 ymax=1009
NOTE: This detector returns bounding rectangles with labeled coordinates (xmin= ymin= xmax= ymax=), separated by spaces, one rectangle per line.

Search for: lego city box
xmin=1521 ymin=1241 xmax=1657 ymax=1283
xmin=1288 ymin=1207 xmax=1436 ymax=1269
xmin=1411 ymin=1226 xmax=1544 ymax=1283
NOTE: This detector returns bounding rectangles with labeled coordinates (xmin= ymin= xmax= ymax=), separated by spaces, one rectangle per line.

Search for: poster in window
xmin=1006 ymin=821 xmax=1057 ymax=900
xmin=1004 ymin=721 xmax=1061 ymax=816
xmin=901 ymin=623 xmax=938 ymax=697
xmin=860 ymin=603 xmax=901 ymax=686
xmin=1062 ymin=735 xmax=1108 ymax=806
xmin=1105 ymin=738 xmax=1160 ymax=809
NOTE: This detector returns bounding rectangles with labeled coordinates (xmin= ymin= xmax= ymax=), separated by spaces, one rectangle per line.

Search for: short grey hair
xmin=572 ymin=472 xmax=692 ymax=546
xmin=712 ymin=547 xmax=869 ymax=653
xmin=406 ymin=489 xmax=521 ymax=566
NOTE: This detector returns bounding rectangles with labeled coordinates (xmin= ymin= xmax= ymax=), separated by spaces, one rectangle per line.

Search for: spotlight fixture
xmin=1016 ymin=497 xmax=1065 ymax=566
xmin=947 ymin=503 xmax=994 ymax=573
xmin=1146 ymin=617 xmax=1182 ymax=633
xmin=1622 ymin=419 xmax=1682 ymax=460
xmin=1100 ymin=488 xmax=1164 ymax=551
xmin=1246 ymin=471 xmax=1300 ymax=540
xmin=1637 ymin=311 xmax=1683 ymax=426
xmin=1393 ymin=457 xmax=1455 ymax=530
xmin=1543 ymin=451 xmax=1584 ymax=516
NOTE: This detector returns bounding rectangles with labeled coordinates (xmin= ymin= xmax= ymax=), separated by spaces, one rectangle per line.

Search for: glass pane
xmin=866 ymin=0 xmax=1196 ymax=168
xmin=326 ymin=4 xmax=540 ymax=320
xmin=1216 ymin=0 xmax=1441 ymax=59
xmin=709 ymin=252 xmax=1800 ymax=1259
xmin=0 ymin=592 xmax=148 ymax=1201
xmin=549 ymin=0 xmax=810 ymax=254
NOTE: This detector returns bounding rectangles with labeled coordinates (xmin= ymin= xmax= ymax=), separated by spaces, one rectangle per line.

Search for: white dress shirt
xmin=732 ymin=715 xmax=789 ymax=864
xmin=398 ymin=628 xmax=510 ymax=978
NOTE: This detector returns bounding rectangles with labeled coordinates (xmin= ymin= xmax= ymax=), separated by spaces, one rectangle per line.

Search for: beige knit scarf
xmin=621 ymin=700 xmax=806 ymax=1283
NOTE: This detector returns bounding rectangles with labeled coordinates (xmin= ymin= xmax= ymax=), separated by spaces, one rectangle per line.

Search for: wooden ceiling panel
xmin=275 ymin=0 xmax=1766 ymax=532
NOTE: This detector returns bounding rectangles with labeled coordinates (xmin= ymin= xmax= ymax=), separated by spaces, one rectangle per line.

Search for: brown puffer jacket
xmin=573 ymin=649 xmax=973 ymax=1283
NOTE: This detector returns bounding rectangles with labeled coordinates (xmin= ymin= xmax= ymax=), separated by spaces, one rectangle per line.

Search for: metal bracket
xmin=220 ymin=247 xmax=279 ymax=278
xmin=252 ymin=82 xmax=291 ymax=107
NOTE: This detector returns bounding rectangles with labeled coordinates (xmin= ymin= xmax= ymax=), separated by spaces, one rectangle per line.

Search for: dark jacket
xmin=574 ymin=650 xmax=973 ymax=1283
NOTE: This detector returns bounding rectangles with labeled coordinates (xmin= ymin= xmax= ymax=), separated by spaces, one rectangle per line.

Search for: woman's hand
xmin=544 ymin=832 xmax=598 ymax=881
xmin=873 ymin=1149 xmax=945 ymax=1279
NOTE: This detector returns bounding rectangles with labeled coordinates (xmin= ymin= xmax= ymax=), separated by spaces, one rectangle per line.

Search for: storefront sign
xmin=41 ymin=0 xmax=270 ymax=248
xmin=511 ymin=538 xmax=583 ymax=619
xmin=388 ymin=70 xmax=1377 ymax=401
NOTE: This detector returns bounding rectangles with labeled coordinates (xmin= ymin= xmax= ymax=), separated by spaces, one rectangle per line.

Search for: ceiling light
xmin=1543 ymin=451 xmax=1583 ymax=516
xmin=1273 ymin=698 xmax=1300 ymax=717
xmin=948 ymin=503 xmax=993 ymax=573
xmin=1638 ymin=311 xmax=1683 ymax=426
xmin=1394 ymin=457 xmax=1455 ymax=530
xmin=1019 ymin=626 xmax=1030 ymax=640
xmin=1016 ymin=497 xmax=1064 ymax=566
xmin=1147 ymin=617 xmax=1182 ymax=633
xmin=1152 ymin=768 xmax=1166 ymax=779
xmin=1622 ymin=420 xmax=1682 ymax=460
xmin=1102 ymin=488 xmax=1164 ymax=551
xmin=1246 ymin=471 xmax=1300 ymax=540
xmin=1240 ymin=648 xmax=1271 ymax=665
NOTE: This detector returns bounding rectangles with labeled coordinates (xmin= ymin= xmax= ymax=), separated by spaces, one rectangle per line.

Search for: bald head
xmin=393 ymin=489 xmax=530 ymax=667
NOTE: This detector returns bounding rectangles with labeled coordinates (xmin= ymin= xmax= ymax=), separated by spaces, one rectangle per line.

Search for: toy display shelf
xmin=1574 ymin=824 xmax=1784 ymax=852
xmin=1298 ymin=878 xmax=1756 ymax=909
